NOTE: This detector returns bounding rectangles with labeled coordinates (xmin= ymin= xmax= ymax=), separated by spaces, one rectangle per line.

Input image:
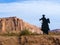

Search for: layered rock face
xmin=0 ymin=17 xmax=24 ymax=33
xmin=0 ymin=17 xmax=43 ymax=34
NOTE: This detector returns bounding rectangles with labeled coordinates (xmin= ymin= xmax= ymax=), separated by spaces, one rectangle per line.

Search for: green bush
xmin=20 ymin=28 xmax=32 ymax=36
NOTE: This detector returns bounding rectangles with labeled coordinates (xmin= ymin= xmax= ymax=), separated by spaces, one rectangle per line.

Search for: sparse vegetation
xmin=0 ymin=32 xmax=60 ymax=45
xmin=20 ymin=35 xmax=60 ymax=45
xmin=20 ymin=28 xmax=32 ymax=36
xmin=0 ymin=32 xmax=20 ymax=36
xmin=0 ymin=29 xmax=20 ymax=36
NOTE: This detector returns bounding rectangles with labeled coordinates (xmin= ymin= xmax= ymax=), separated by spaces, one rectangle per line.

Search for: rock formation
xmin=24 ymin=22 xmax=43 ymax=34
xmin=0 ymin=17 xmax=43 ymax=34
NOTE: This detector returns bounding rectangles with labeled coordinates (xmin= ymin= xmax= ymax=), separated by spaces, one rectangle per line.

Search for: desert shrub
xmin=20 ymin=28 xmax=32 ymax=36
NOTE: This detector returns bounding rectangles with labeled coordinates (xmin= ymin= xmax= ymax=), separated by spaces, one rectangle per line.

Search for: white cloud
xmin=0 ymin=1 xmax=60 ymax=14
xmin=0 ymin=1 xmax=60 ymax=29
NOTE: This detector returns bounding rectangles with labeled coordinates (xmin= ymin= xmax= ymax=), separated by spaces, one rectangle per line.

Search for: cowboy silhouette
xmin=39 ymin=14 xmax=50 ymax=34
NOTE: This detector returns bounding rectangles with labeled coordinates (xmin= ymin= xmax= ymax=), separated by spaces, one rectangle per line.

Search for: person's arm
xmin=39 ymin=18 xmax=42 ymax=21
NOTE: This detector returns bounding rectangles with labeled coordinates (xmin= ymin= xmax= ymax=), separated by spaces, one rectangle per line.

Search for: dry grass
xmin=21 ymin=35 xmax=60 ymax=45
xmin=0 ymin=35 xmax=60 ymax=45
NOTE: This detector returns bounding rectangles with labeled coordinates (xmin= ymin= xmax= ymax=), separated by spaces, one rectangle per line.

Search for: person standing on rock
xmin=39 ymin=14 xmax=50 ymax=34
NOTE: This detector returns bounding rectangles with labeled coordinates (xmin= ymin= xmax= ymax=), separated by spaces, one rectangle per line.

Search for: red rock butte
xmin=0 ymin=17 xmax=43 ymax=34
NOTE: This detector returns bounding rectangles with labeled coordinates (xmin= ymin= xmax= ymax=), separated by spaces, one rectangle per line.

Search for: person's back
xmin=47 ymin=18 xmax=50 ymax=23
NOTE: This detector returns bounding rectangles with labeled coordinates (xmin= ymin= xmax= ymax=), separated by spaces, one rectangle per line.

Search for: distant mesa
xmin=50 ymin=29 xmax=60 ymax=32
xmin=0 ymin=17 xmax=43 ymax=34
xmin=49 ymin=29 xmax=60 ymax=34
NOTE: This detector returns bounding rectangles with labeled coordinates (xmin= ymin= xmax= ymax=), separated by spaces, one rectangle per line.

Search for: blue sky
xmin=0 ymin=0 xmax=60 ymax=30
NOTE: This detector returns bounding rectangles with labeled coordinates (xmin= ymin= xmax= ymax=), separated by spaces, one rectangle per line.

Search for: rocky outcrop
xmin=0 ymin=17 xmax=24 ymax=33
xmin=24 ymin=22 xmax=43 ymax=34
xmin=0 ymin=17 xmax=43 ymax=34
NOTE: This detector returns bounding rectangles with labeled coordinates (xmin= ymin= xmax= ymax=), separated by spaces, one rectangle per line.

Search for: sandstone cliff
xmin=0 ymin=17 xmax=24 ymax=33
xmin=0 ymin=17 xmax=43 ymax=34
